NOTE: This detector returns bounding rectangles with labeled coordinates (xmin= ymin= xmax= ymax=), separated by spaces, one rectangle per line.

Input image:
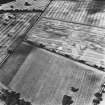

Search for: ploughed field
xmin=8 ymin=47 xmax=105 ymax=105
xmin=0 ymin=12 xmax=40 ymax=64
xmin=44 ymin=0 xmax=105 ymax=28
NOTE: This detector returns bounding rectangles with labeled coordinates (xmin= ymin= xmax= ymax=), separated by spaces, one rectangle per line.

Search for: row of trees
xmin=0 ymin=0 xmax=15 ymax=4
xmin=36 ymin=42 xmax=105 ymax=71
xmin=0 ymin=88 xmax=32 ymax=105
xmin=0 ymin=9 xmax=43 ymax=13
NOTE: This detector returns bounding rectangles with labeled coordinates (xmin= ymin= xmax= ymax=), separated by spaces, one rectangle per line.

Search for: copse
xmin=0 ymin=88 xmax=32 ymax=105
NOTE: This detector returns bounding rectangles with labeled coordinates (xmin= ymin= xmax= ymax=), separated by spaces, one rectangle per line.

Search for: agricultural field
xmin=9 ymin=48 xmax=105 ymax=105
xmin=26 ymin=18 xmax=105 ymax=70
xmin=0 ymin=0 xmax=105 ymax=105
xmin=0 ymin=12 xmax=40 ymax=64
xmin=0 ymin=42 xmax=33 ymax=86
xmin=0 ymin=0 xmax=50 ymax=11
xmin=44 ymin=0 xmax=105 ymax=28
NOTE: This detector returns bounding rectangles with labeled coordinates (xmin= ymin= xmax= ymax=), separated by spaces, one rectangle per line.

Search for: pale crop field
xmin=9 ymin=48 xmax=105 ymax=105
xmin=0 ymin=0 xmax=50 ymax=10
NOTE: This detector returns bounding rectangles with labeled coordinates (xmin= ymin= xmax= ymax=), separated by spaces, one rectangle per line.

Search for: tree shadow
xmin=87 ymin=0 xmax=105 ymax=14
